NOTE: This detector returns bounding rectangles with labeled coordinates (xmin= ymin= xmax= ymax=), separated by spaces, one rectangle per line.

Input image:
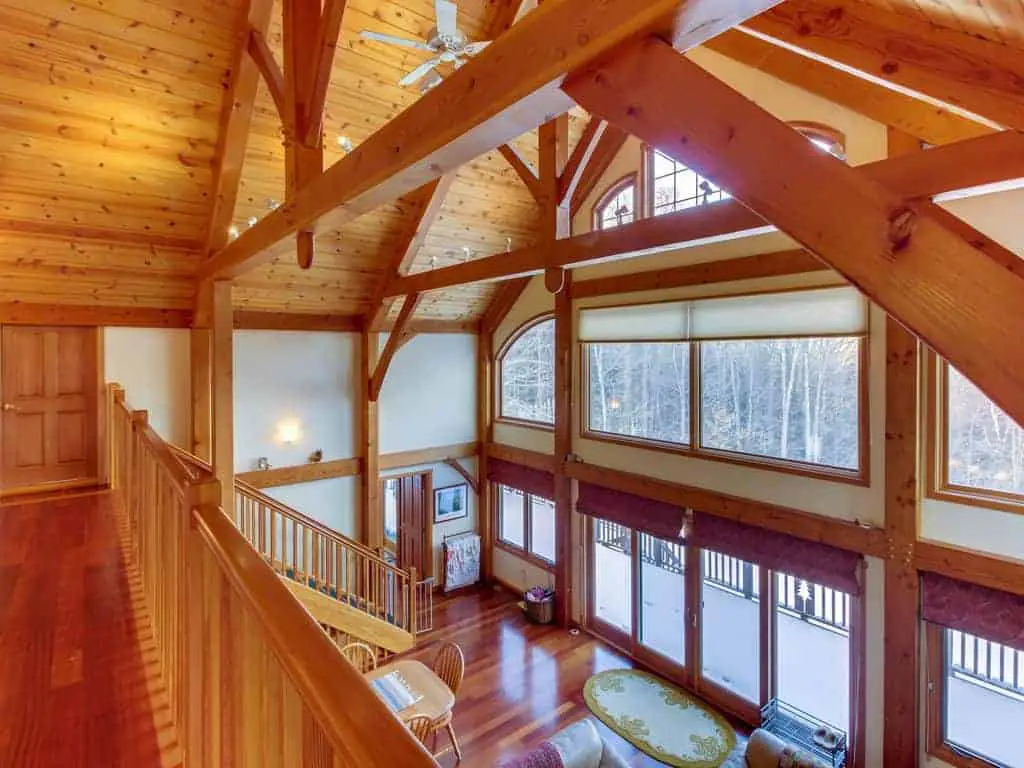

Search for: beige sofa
xmin=742 ymin=728 xmax=830 ymax=768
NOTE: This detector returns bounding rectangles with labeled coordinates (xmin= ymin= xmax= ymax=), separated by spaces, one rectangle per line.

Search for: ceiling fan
xmin=359 ymin=0 xmax=490 ymax=90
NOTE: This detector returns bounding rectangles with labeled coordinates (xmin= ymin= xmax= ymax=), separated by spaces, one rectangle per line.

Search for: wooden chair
xmin=339 ymin=641 xmax=377 ymax=672
xmin=405 ymin=715 xmax=435 ymax=747
xmin=431 ymin=642 xmax=465 ymax=761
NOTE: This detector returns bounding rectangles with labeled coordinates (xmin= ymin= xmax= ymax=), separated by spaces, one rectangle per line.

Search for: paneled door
xmin=1 ymin=326 xmax=99 ymax=492
xmin=392 ymin=471 xmax=432 ymax=579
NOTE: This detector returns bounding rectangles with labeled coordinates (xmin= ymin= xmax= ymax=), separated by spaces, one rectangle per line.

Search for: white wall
xmin=266 ymin=477 xmax=360 ymax=541
xmin=104 ymin=327 xmax=191 ymax=448
xmin=379 ymin=333 xmax=477 ymax=454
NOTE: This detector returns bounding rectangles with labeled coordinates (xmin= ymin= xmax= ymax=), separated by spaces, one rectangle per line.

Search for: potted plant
xmin=523 ymin=585 xmax=555 ymax=624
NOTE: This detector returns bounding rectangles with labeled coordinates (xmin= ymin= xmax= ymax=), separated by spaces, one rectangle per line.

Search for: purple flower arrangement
xmin=524 ymin=585 xmax=554 ymax=603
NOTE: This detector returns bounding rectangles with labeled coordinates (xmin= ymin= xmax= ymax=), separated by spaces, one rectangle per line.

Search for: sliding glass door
xmin=591 ymin=517 xmax=633 ymax=638
xmin=639 ymin=533 xmax=686 ymax=664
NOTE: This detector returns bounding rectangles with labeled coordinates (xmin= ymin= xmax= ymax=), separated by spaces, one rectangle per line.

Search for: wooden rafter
xmin=366 ymin=176 xmax=455 ymax=331
xmin=204 ymin=0 xmax=276 ymax=256
xmin=481 ymin=278 xmax=531 ymax=334
xmin=743 ymin=0 xmax=1021 ymax=130
xmin=564 ymin=37 xmax=1024 ymax=425
xmin=198 ymin=0 xmax=783 ymax=280
xmin=387 ymin=130 xmax=1024 ymax=295
xmin=302 ymin=0 xmax=349 ymax=147
xmin=369 ymin=293 xmax=421 ymax=401
xmin=704 ymin=29 xmax=992 ymax=147
xmin=569 ymin=123 xmax=629 ymax=215
xmin=497 ymin=144 xmax=542 ymax=202
xmin=558 ymin=117 xmax=606 ymax=205
xmin=247 ymin=29 xmax=288 ymax=124
xmin=442 ymin=458 xmax=480 ymax=495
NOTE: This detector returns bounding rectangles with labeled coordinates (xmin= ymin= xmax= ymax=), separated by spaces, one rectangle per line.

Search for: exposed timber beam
xmin=204 ymin=0 xmax=275 ymax=256
xmin=302 ymin=0 xmax=348 ymax=147
xmin=573 ymin=248 xmax=825 ymax=299
xmin=570 ymin=123 xmax=629 ymax=215
xmin=558 ymin=117 xmax=606 ymax=205
xmin=247 ymin=29 xmax=288 ymax=123
xmin=442 ymin=458 xmax=480 ymax=495
xmin=742 ymin=0 xmax=1022 ymax=130
xmin=366 ymin=176 xmax=455 ymax=331
xmin=387 ymin=130 xmax=1024 ymax=295
xmin=703 ymin=30 xmax=993 ymax=147
xmin=481 ymin=278 xmax=531 ymax=334
xmin=361 ymin=329 xmax=380 ymax=545
xmin=916 ymin=540 xmax=1024 ymax=598
xmin=564 ymin=38 xmax=1024 ymax=426
xmin=497 ymin=144 xmax=543 ymax=202
xmin=198 ymin=0 xmax=785 ymax=280
xmin=369 ymin=293 xmax=421 ymax=401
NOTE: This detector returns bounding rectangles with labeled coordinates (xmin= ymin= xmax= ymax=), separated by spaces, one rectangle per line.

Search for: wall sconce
xmin=275 ymin=419 xmax=302 ymax=445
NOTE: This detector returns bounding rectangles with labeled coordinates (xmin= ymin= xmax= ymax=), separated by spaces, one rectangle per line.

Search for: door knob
xmin=2 ymin=403 xmax=16 ymax=412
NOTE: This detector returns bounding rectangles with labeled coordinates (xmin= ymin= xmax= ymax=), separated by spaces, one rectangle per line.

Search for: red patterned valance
xmin=487 ymin=459 xmax=554 ymax=500
xmin=576 ymin=482 xmax=688 ymax=542
xmin=690 ymin=512 xmax=862 ymax=595
xmin=922 ymin=573 xmax=1024 ymax=650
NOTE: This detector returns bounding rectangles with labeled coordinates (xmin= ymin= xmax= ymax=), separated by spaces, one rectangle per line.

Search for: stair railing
xmin=109 ymin=384 xmax=434 ymax=767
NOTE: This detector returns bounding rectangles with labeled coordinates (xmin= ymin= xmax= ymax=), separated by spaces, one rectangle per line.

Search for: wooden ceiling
xmin=0 ymin=0 xmax=1017 ymax=323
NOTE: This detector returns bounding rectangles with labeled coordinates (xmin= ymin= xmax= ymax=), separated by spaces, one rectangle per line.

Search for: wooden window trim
xmin=579 ymin=334 xmax=870 ymax=486
xmin=924 ymin=623 xmax=1006 ymax=768
xmin=926 ymin=351 xmax=1024 ymax=515
xmin=591 ymin=172 xmax=639 ymax=232
xmin=493 ymin=482 xmax=556 ymax=571
xmin=496 ymin=313 xmax=556 ymax=430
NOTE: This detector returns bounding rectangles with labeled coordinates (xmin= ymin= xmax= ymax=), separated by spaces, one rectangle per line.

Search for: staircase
xmin=172 ymin=447 xmax=433 ymax=660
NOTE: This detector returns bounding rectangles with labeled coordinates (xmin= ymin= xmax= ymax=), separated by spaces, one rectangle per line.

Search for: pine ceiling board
xmin=0 ymin=233 xmax=200 ymax=275
xmin=415 ymin=283 xmax=495 ymax=319
xmin=860 ymin=0 xmax=1024 ymax=44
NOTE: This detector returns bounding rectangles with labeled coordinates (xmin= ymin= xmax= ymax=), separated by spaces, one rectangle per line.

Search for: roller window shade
xmin=486 ymin=458 xmax=554 ymax=500
xmin=578 ymin=287 xmax=867 ymax=343
xmin=690 ymin=511 xmax=863 ymax=595
xmin=921 ymin=572 xmax=1024 ymax=651
xmin=576 ymin=481 xmax=687 ymax=542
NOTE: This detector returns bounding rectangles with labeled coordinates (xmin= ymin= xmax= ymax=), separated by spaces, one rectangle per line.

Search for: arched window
xmin=790 ymin=121 xmax=847 ymax=160
xmin=593 ymin=175 xmax=636 ymax=231
xmin=499 ymin=315 xmax=555 ymax=426
xmin=647 ymin=148 xmax=729 ymax=217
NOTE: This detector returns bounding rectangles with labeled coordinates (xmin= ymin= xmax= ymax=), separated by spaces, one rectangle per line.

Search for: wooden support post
xmin=191 ymin=281 xmax=213 ymax=462
xmin=361 ymin=329 xmax=381 ymax=548
xmin=882 ymin=128 xmax=923 ymax=768
xmin=552 ymin=270 xmax=573 ymax=626
xmin=211 ymin=280 xmax=234 ymax=517
xmin=477 ymin=332 xmax=494 ymax=582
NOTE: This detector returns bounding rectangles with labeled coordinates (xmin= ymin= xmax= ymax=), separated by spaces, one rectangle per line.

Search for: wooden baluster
xmin=409 ymin=567 xmax=418 ymax=636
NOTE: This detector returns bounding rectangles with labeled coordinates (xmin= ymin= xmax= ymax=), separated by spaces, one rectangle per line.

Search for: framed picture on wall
xmin=434 ymin=483 xmax=468 ymax=524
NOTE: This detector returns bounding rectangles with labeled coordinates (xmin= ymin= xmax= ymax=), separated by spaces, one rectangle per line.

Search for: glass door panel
xmin=639 ymin=533 xmax=685 ymax=664
xmin=700 ymin=549 xmax=760 ymax=703
xmin=592 ymin=518 xmax=633 ymax=635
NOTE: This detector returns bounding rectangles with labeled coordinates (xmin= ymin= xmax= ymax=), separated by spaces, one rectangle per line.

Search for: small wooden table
xmin=365 ymin=659 xmax=455 ymax=723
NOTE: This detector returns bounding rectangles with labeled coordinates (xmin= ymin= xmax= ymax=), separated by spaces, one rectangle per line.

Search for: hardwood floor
xmin=0 ymin=492 xmax=180 ymax=767
xmin=409 ymin=586 xmax=748 ymax=767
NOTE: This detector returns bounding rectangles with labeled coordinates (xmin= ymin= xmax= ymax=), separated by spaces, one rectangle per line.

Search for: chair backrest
xmin=406 ymin=715 xmax=434 ymax=746
xmin=339 ymin=641 xmax=378 ymax=673
xmin=432 ymin=641 xmax=465 ymax=697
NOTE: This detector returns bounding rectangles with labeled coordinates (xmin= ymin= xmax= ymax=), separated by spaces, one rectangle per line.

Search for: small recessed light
xmin=246 ymin=216 xmax=258 ymax=228
xmin=337 ymin=135 xmax=354 ymax=152
xmin=228 ymin=224 xmax=240 ymax=240
xmin=266 ymin=198 xmax=280 ymax=210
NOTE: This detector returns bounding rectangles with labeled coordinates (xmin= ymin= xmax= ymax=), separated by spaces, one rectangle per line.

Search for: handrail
xmin=109 ymin=384 xmax=434 ymax=767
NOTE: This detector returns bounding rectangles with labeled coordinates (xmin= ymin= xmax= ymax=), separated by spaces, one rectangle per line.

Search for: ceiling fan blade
xmin=399 ymin=57 xmax=442 ymax=87
xmin=359 ymin=30 xmax=433 ymax=51
xmin=462 ymin=40 xmax=490 ymax=55
xmin=434 ymin=0 xmax=458 ymax=37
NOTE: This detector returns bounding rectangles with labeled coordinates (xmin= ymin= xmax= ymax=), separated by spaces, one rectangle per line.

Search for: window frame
xmin=591 ymin=173 xmax=640 ymax=232
xmin=925 ymin=623 xmax=1020 ymax=768
xmin=578 ymin=292 xmax=871 ymax=485
xmin=927 ymin=352 xmax=1024 ymax=515
xmin=644 ymin=146 xmax=730 ymax=218
xmin=496 ymin=313 xmax=556 ymax=431
xmin=493 ymin=482 xmax=557 ymax=571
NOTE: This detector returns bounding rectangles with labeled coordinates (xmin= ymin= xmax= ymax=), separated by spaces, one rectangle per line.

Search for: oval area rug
xmin=583 ymin=669 xmax=735 ymax=767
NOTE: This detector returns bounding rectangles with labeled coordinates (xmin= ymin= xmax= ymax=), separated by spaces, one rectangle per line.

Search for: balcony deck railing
xmin=950 ymin=629 xmax=1024 ymax=698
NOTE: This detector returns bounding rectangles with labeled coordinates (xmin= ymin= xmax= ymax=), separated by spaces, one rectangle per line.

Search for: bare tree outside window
xmin=500 ymin=318 xmax=555 ymax=425
xmin=596 ymin=182 xmax=636 ymax=230
xmin=947 ymin=366 xmax=1024 ymax=495
xmin=587 ymin=342 xmax=690 ymax=444
xmin=650 ymin=149 xmax=729 ymax=217
xmin=700 ymin=338 xmax=860 ymax=470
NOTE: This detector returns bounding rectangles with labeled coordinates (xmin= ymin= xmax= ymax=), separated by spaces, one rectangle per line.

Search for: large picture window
xmin=581 ymin=288 xmax=868 ymax=479
xmin=496 ymin=484 xmax=556 ymax=565
xmin=499 ymin=316 xmax=555 ymax=426
xmin=935 ymin=360 xmax=1024 ymax=508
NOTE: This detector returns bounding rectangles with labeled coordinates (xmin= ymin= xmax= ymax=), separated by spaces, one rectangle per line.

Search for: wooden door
xmin=1 ymin=326 xmax=99 ymax=492
xmin=395 ymin=472 xmax=431 ymax=578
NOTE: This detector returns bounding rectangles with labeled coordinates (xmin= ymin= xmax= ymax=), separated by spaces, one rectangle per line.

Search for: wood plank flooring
xmin=408 ymin=586 xmax=748 ymax=767
xmin=0 ymin=492 xmax=180 ymax=767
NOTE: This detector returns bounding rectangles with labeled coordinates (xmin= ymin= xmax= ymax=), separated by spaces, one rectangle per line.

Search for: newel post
xmin=408 ymin=566 xmax=418 ymax=637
